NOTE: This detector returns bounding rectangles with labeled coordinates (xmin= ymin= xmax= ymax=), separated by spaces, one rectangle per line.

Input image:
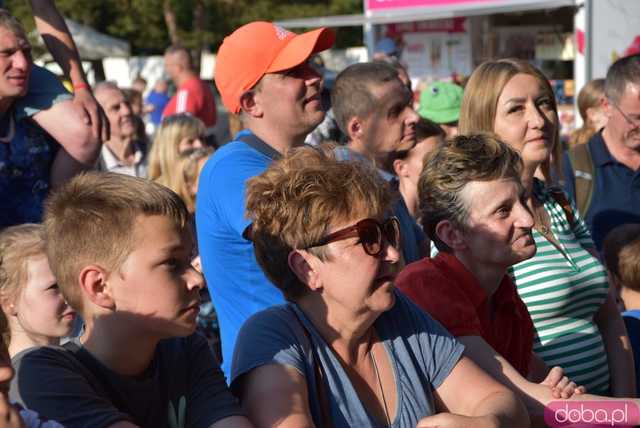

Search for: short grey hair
xmin=419 ymin=133 xmax=523 ymax=253
xmin=94 ymin=81 xmax=121 ymax=95
xmin=605 ymin=54 xmax=640 ymax=103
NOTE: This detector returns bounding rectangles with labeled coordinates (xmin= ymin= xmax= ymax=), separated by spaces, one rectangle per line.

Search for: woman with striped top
xmin=458 ymin=59 xmax=635 ymax=396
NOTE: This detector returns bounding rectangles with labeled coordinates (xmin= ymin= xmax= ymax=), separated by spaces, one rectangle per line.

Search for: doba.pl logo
xmin=545 ymin=400 xmax=640 ymax=427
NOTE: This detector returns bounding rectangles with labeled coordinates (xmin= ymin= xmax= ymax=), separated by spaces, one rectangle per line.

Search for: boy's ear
xmin=346 ymin=116 xmax=364 ymax=141
xmin=78 ymin=265 xmax=116 ymax=310
xmin=435 ymin=220 xmax=467 ymax=251
xmin=288 ymin=250 xmax=322 ymax=291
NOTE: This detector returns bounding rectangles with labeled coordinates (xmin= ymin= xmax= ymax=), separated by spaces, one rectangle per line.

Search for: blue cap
xmin=375 ymin=37 xmax=398 ymax=57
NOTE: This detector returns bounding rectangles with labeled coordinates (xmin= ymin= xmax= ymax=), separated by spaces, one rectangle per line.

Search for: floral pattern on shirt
xmin=0 ymin=113 xmax=58 ymax=228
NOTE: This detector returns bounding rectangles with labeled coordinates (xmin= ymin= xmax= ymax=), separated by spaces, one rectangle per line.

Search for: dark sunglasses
xmin=305 ymin=217 xmax=400 ymax=256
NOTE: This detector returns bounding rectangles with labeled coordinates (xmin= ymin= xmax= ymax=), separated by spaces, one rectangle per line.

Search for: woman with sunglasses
xmin=230 ymin=146 xmax=528 ymax=428
xmin=458 ymin=59 xmax=635 ymax=397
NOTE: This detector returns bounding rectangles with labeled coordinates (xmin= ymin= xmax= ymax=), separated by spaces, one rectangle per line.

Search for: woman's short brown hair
xmin=459 ymin=58 xmax=562 ymax=183
xmin=245 ymin=146 xmax=390 ymax=301
xmin=419 ymin=134 xmax=523 ymax=252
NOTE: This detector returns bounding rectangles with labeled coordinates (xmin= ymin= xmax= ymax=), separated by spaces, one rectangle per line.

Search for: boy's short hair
xmin=603 ymin=223 xmax=640 ymax=291
xmin=245 ymin=146 xmax=390 ymax=301
xmin=0 ymin=224 xmax=46 ymax=345
xmin=43 ymin=172 xmax=190 ymax=313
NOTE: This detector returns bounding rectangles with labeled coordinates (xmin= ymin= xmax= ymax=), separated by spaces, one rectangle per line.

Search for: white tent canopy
xmin=34 ymin=19 xmax=130 ymax=61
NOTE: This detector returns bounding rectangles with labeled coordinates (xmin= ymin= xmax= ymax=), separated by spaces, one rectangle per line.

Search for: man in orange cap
xmin=196 ymin=21 xmax=335 ymax=379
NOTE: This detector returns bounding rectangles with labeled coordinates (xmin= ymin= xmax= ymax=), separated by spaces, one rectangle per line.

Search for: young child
xmin=9 ymin=172 xmax=252 ymax=428
xmin=0 ymin=224 xmax=76 ymax=360
xmin=603 ymin=223 xmax=640 ymax=397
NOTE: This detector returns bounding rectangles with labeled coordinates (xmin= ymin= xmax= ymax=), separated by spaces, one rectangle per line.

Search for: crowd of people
xmin=1 ymin=3 xmax=640 ymax=427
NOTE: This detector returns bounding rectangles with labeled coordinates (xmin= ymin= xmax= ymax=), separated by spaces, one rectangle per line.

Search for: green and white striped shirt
xmin=509 ymin=179 xmax=610 ymax=394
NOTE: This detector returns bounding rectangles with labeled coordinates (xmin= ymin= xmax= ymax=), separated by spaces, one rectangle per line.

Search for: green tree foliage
xmin=4 ymin=0 xmax=362 ymax=55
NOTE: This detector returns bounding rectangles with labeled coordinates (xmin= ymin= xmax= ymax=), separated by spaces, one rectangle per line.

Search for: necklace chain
xmin=370 ymin=345 xmax=392 ymax=427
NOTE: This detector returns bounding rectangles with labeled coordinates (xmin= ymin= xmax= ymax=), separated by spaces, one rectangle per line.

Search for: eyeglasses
xmin=305 ymin=217 xmax=400 ymax=257
xmin=611 ymin=102 xmax=640 ymax=128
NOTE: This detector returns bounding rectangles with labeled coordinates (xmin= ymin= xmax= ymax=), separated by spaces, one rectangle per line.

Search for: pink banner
xmin=385 ymin=17 xmax=467 ymax=34
xmin=367 ymin=0 xmax=497 ymax=11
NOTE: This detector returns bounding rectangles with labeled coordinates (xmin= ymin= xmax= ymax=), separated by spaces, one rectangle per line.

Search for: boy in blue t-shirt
xmin=603 ymin=223 xmax=640 ymax=397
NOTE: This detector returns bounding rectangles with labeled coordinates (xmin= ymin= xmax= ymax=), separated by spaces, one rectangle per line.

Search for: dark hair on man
xmin=605 ymin=54 xmax=640 ymax=103
xmin=331 ymin=62 xmax=399 ymax=136
xmin=165 ymin=44 xmax=193 ymax=68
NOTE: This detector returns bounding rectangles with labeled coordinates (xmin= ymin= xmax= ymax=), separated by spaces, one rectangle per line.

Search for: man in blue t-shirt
xmin=196 ymin=21 xmax=335 ymax=378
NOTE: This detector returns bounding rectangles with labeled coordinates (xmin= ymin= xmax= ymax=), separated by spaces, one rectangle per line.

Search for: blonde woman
xmin=568 ymin=79 xmax=607 ymax=148
xmin=180 ymin=147 xmax=214 ymax=214
xmin=459 ymin=58 xmax=634 ymax=396
xmin=148 ymin=113 xmax=206 ymax=187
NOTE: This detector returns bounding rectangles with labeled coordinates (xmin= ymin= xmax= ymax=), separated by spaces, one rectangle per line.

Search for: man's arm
xmin=32 ymin=99 xmax=101 ymax=187
xmin=422 ymin=355 xmax=530 ymax=428
xmin=29 ymin=0 xmax=109 ymax=142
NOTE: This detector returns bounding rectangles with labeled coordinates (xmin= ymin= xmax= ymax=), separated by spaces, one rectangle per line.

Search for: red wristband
xmin=73 ymin=82 xmax=90 ymax=91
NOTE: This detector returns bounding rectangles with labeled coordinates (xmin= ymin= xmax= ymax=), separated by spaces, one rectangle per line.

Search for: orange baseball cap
xmin=214 ymin=21 xmax=336 ymax=113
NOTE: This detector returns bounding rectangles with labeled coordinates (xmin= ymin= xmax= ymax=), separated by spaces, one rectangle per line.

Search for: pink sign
xmin=367 ymin=0 xmax=498 ymax=11
xmin=386 ymin=17 xmax=467 ymax=34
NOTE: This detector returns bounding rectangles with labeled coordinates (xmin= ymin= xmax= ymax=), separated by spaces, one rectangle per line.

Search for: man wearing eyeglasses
xmin=196 ymin=21 xmax=335 ymax=380
xmin=563 ymin=54 xmax=640 ymax=251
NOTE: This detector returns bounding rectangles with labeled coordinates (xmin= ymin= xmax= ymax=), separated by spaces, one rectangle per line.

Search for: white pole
xmin=573 ymin=0 xmax=589 ymax=128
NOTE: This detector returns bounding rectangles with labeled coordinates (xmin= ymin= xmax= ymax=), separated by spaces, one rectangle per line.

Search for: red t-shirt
xmin=396 ymin=252 xmax=534 ymax=376
xmin=162 ymin=77 xmax=217 ymax=127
